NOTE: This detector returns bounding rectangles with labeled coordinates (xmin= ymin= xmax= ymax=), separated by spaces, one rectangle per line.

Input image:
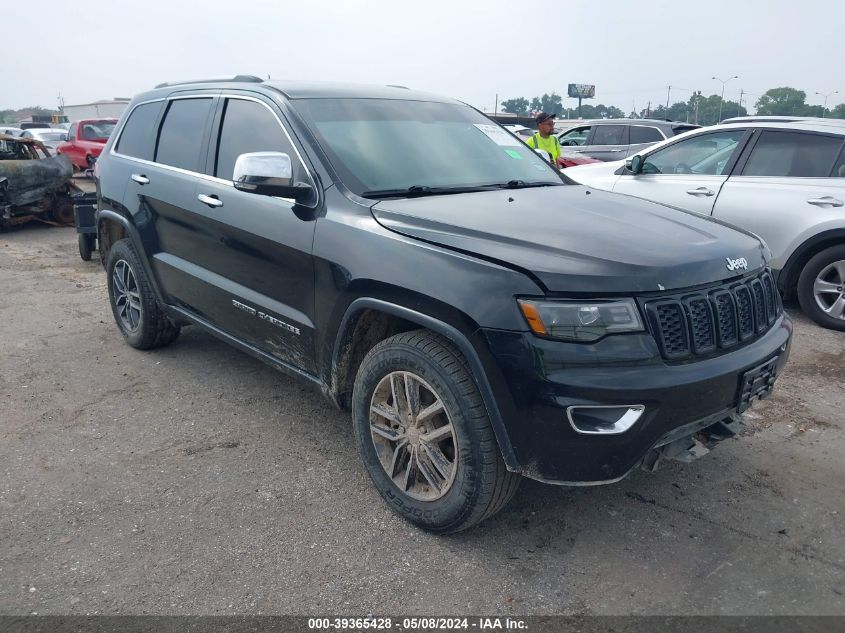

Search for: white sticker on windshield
xmin=473 ymin=124 xmax=522 ymax=147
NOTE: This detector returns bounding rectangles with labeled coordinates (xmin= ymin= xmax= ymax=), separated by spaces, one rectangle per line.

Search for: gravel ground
xmin=0 ymin=224 xmax=843 ymax=616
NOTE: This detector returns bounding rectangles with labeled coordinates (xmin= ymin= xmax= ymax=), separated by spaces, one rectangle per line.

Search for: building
xmin=61 ymin=99 xmax=131 ymax=122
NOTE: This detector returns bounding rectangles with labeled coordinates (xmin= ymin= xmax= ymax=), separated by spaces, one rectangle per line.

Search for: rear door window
xmin=629 ymin=125 xmax=664 ymax=144
xmin=116 ymin=102 xmax=163 ymax=161
xmin=155 ymin=98 xmax=214 ymax=172
xmin=742 ymin=131 xmax=844 ymax=177
xmin=591 ymin=125 xmax=625 ymax=146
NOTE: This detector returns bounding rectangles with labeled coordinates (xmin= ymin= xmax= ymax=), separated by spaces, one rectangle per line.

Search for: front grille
xmin=645 ymin=269 xmax=781 ymax=361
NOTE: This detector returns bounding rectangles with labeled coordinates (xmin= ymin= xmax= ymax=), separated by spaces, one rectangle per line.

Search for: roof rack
xmin=154 ymin=75 xmax=264 ymax=89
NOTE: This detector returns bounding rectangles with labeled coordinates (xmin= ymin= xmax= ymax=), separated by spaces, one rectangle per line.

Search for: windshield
xmin=80 ymin=121 xmax=116 ymax=140
xmin=296 ymin=98 xmax=561 ymax=196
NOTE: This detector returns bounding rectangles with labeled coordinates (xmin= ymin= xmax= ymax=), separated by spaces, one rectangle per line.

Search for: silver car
xmin=557 ymin=119 xmax=700 ymax=162
xmin=19 ymin=128 xmax=68 ymax=153
xmin=565 ymin=119 xmax=845 ymax=330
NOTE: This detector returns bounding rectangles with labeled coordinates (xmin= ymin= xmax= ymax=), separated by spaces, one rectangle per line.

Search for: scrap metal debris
xmin=0 ymin=133 xmax=80 ymax=229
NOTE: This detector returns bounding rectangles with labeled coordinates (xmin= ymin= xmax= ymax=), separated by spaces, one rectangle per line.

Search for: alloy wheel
xmin=112 ymin=259 xmax=142 ymax=331
xmin=369 ymin=371 xmax=458 ymax=501
xmin=813 ymin=259 xmax=845 ymax=320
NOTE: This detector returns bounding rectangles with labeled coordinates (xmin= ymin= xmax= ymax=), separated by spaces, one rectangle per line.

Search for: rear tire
xmin=797 ymin=244 xmax=845 ymax=331
xmin=352 ymin=330 xmax=520 ymax=533
xmin=106 ymin=239 xmax=181 ymax=349
xmin=78 ymin=234 xmax=95 ymax=261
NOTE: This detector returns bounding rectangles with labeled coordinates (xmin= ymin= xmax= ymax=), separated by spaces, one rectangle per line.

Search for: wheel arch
xmin=778 ymin=229 xmax=845 ymax=299
xmin=329 ymin=297 xmax=520 ymax=472
xmin=97 ymin=209 xmax=167 ymax=306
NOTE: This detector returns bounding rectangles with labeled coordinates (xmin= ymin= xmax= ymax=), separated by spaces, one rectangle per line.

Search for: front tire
xmin=106 ymin=239 xmax=181 ymax=349
xmin=352 ymin=330 xmax=520 ymax=533
xmin=797 ymin=244 xmax=845 ymax=331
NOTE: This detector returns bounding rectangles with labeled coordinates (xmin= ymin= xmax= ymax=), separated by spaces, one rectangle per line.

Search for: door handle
xmin=198 ymin=194 xmax=223 ymax=208
xmin=686 ymin=187 xmax=715 ymax=197
xmin=608 ymin=149 xmax=624 ymax=152
xmin=130 ymin=174 xmax=149 ymax=185
xmin=807 ymin=196 xmax=844 ymax=207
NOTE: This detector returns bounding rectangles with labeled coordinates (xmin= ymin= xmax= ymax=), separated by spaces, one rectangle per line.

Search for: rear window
xmin=629 ymin=126 xmax=663 ymax=144
xmin=116 ymin=102 xmax=163 ymax=160
xmin=155 ymin=98 xmax=213 ymax=172
xmin=742 ymin=131 xmax=844 ymax=178
xmin=591 ymin=125 xmax=625 ymax=146
xmin=80 ymin=121 xmax=116 ymax=140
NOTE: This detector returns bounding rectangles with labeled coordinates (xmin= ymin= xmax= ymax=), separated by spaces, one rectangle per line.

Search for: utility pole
xmin=494 ymin=93 xmax=498 ymax=116
xmin=666 ymin=85 xmax=671 ymax=109
xmin=713 ymin=75 xmax=738 ymax=122
xmin=737 ymin=89 xmax=744 ymax=116
xmin=646 ymin=101 xmax=651 ymax=118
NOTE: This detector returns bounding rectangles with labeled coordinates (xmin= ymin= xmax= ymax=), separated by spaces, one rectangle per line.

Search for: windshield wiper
xmin=491 ymin=180 xmax=561 ymax=189
xmin=360 ymin=180 xmax=560 ymax=199
xmin=361 ymin=185 xmax=495 ymax=199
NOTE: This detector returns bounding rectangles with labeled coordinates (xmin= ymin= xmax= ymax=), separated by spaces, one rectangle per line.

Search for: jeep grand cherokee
xmin=93 ymin=76 xmax=792 ymax=532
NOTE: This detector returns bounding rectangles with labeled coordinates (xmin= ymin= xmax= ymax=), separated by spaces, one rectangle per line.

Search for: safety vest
xmin=529 ymin=133 xmax=560 ymax=162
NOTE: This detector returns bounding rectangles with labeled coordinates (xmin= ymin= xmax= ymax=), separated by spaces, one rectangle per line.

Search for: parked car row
xmin=0 ymin=119 xmax=116 ymax=171
xmin=558 ymin=118 xmax=700 ymax=161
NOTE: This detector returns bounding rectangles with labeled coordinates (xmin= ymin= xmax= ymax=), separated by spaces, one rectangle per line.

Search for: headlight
xmin=517 ymin=298 xmax=644 ymax=342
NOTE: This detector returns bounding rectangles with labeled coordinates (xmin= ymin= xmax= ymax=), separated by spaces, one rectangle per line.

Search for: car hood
xmin=563 ymin=160 xmax=625 ymax=189
xmin=371 ymin=185 xmax=768 ymax=294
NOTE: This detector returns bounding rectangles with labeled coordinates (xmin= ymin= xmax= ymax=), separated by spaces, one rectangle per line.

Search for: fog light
xmin=567 ymin=405 xmax=645 ymax=435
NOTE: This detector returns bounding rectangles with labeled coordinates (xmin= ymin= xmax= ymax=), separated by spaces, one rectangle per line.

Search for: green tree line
xmin=500 ymin=87 xmax=845 ymax=124
xmin=0 ymin=106 xmax=57 ymax=125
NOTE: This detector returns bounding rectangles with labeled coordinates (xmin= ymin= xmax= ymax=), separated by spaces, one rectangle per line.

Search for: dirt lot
xmin=0 ymin=224 xmax=843 ymax=616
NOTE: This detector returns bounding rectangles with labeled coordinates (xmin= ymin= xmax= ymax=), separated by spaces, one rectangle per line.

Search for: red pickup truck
xmin=56 ymin=119 xmax=117 ymax=170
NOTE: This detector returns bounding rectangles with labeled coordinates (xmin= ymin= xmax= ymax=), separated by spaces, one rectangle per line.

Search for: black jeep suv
xmin=94 ymin=76 xmax=792 ymax=533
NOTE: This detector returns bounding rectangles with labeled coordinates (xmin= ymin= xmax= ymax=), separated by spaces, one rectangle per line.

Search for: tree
xmin=500 ymin=97 xmax=529 ymax=116
xmin=830 ymin=103 xmax=845 ymax=120
xmin=755 ymin=87 xmax=809 ymax=116
xmin=685 ymin=94 xmax=745 ymax=125
xmin=527 ymin=93 xmax=563 ymax=115
xmin=560 ymin=103 xmax=623 ymax=120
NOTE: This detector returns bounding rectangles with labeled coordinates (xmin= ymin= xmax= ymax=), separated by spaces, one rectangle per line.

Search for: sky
xmin=4 ymin=0 xmax=843 ymax=114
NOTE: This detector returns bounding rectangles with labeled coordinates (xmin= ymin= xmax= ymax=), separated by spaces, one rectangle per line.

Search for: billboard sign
xmin=568 ymin=84 xmax=595 ymax=99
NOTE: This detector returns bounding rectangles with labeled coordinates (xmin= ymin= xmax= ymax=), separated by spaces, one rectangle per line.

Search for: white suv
xmin=565 ymin=119 xmax=845 ymax=330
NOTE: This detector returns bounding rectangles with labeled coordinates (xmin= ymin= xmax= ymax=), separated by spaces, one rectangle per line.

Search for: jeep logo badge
xmin=726 ymin=257 xmax=748 ymax=271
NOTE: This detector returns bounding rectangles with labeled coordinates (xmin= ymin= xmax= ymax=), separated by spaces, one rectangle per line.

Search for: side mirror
xmin=533 ymin=149 xmax=553 ymax=163
xmin=233 ymin=151 xmax=314 ymax=202
xmin=628 ymin=154 xmax=644 ymax=174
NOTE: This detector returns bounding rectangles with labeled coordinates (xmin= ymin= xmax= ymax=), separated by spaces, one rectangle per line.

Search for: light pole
xmin=692 ymin=91 xmax=702 ymax=125
xmin=713 ymin=75 xmax=738 ymax=122
xmin=816 ymin=90 xmax=839 ymax=117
